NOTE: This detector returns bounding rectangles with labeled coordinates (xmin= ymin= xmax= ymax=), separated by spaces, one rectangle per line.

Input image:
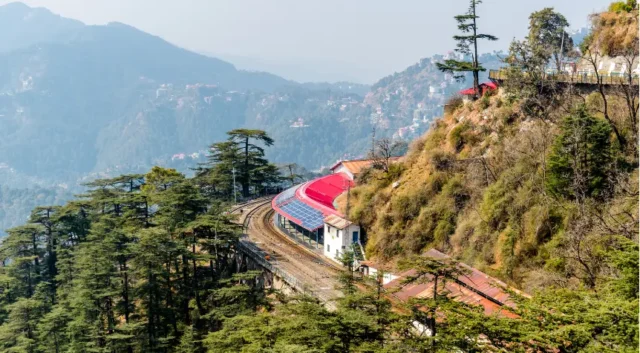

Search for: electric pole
xmin=232 ymin=167 xmax=237 ymax=204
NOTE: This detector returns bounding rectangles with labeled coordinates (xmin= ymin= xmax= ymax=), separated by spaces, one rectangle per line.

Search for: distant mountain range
xmin=0 ymin=2 xmax=505 ymax=235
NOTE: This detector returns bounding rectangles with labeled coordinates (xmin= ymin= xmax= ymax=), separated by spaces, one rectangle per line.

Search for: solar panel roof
xmin=279 ymin=198 xmax=324 ymax=230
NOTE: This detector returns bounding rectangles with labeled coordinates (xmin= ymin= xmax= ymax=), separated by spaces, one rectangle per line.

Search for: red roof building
xmin=459 ymin=81 xmax=498 ymax=96
xmin=384 ymin=249 xmax=527 ymax=318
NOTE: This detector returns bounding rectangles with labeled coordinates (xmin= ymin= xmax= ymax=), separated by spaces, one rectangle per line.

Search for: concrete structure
xmin=330 ymin=157 xmax=402 ymax=180
xmin=272 ymin=173 xmax=354 ymax=250
xmin=359 ymin=260 xmax=399 ymax=285
xmin=273 ymin=159 xmax=394 ymax=263
xmin=323 ymin=214 xmax=361 ymax=263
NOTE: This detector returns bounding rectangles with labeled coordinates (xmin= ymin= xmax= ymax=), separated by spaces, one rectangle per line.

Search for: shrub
xmin=430 ymin=150 xmax=456 ymax=172
xmin=547 ymin=106 xmax=614 ymax=200
xmin=444 ymin=95 xmax=464 ymax=115
xmin=479 ymin=93 xmax=491 ymax=110
xmin=609 ymin=0 xmax=636 ymax=12
xmin=449 ymin=121 xmax=471 ymax=152
xmin=496 ymin=106 xmax=515 ymax=125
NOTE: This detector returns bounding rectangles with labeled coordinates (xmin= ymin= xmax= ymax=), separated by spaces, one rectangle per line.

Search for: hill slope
xmin=0 ymin=3 xmax=504 ymax=235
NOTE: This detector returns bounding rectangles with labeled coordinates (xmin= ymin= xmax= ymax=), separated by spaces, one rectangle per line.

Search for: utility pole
xmin=559 ymin=30 xmax=565 ymax=73
xmin=345 ymin=183 xmax=351 ymax=224
xmin=232 ymin=167 xmax=237 ymax=204
xmin=371 ymin=126 xmax=376 ymax=158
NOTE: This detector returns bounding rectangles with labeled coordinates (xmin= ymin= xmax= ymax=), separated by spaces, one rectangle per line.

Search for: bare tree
xmin=617 ymin=50 xmax=639 ymax=150
xmin=581 ymin=35 xmax=627 ymax=148
xmin=370 ymin=138 xmax=406 ymax=173
xmin=281 ymin=163 xmax=303 ymax=187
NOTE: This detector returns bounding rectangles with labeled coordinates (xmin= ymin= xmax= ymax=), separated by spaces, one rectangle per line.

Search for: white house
xmin=358 ymin=261 xmax=399 ymax=285
xmin=323 ymin=214 xmax=361 ymax=263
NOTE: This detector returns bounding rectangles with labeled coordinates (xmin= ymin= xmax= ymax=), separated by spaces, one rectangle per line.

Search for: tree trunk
xmin=243 ymin=136 xmax=250 ymax=197
xmin=472 ymin=0 xmax=480 ymax=99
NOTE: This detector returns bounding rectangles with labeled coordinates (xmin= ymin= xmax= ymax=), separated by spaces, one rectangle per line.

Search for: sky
xmin=2 ymin=0 xmax=611 ymax=83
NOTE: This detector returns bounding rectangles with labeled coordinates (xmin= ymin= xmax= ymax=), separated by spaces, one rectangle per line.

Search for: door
xmin=352 ymin=231 xmax=359 ymax=243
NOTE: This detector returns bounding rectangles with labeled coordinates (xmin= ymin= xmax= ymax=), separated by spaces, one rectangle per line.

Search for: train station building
xmin=272 ymin=159 xmax=378 ymax=263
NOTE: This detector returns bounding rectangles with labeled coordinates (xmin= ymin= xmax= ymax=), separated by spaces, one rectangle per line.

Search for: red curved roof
xmin=272 ymin=172 xmax=353 ymax=230
xmin=302 ymin=173 xmax=353 ymax=209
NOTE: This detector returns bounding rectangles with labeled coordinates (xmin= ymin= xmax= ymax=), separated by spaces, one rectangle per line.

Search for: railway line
xmin=232 ymin=198 xmax=344 ymax=308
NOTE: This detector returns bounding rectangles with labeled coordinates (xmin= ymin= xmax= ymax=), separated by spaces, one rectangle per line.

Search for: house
xmin=323 ymin=214 xmax=361 ymax=263
xmin=459 ymin=82 xmax=498 ymax=102
xmin=330 ymin=157 xmax=403 ymax=180
xmin=384 ymin=249 xmax=527 ymax=318
xmin=358 ymin=260 xmax=399 ymax=285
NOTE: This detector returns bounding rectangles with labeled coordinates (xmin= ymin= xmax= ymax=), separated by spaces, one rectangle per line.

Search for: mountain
xmin=0 ymin=3 xmax=504 ymax=235
xmin=0 ymin=2 xmax=84 ymax=53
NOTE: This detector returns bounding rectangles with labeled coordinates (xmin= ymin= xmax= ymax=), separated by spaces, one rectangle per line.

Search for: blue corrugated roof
xmin=279 ymin=198 xmax=324 ymax=230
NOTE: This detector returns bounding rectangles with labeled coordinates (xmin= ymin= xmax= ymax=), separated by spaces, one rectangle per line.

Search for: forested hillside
xmin=0 ymin=1 xmax=638 ymax=352
xmin=0 ymin=2 xmax=500 ymax=235
xmin=348 ymin=4 xmax=638 ymax=293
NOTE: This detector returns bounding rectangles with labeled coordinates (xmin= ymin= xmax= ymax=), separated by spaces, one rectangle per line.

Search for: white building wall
xmin=364 ymin=266 xmax=399 ymax=285
xmin=323 ymin=223 xmax=361 ymax=263
xmin=332 ymin=165 xmax=354 ymax=180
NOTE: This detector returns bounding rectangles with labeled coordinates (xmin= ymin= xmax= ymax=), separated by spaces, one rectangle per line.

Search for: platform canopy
xmin=272 ymin=173 xmax=352 ymax=231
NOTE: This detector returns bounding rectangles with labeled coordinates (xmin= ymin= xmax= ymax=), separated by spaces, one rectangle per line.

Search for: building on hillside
xmin=577 ymin=55 xmax=640 ymax=76
xmin=323 ymin=214 xmax=361 ymax=262
xmin=459 ymin=81 xmax=498 ymax=102
xmin=383 ymin=249 xmax=527 ymax=318
xmin=359 ymin=260 xmax=399 ymax=285
xmin=272 ymin=172 xmax=359 ymax=262
xmin=273 ymin=158 xmax=407 ymax=263
xmin=330 ymin=157 xmax=403 ymax=180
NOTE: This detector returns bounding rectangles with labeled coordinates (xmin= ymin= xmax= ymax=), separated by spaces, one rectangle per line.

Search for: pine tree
xmin=547 ymin=105 xmax=614 ymax=201
xmin=227 ymin=129 xmax=275 ymax=198
xmin=437 ymin=0 xmax=497 ymax=99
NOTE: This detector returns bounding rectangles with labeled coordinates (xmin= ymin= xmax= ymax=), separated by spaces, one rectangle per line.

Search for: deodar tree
xmin=437 ymin=0 xmax=497 ymax=99
xmin=527 ymin=8 xmax=573 ymax=71
xmin=197 ymin=129 xmax=281 ymax=200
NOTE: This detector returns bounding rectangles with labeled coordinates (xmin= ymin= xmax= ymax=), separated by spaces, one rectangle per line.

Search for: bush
xmin=430 ymin=150 xmax=456 ymax=172
xmin=496 ymin=106 xmax=516 ymax=125
xmin=609 ymin=0 xmax=636 ymax=12
xmin=448 ymin=121 xmax=473 ymax=152
xmin=479 ymin=93 xmax=491 ymax=110
xmin=547 ymin=106 xmax=614 ymax=200
xmin=444 ymin=95 xmax=464 ymax=115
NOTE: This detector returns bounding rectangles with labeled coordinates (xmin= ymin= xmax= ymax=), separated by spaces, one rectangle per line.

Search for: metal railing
xmin=489 ymin=69 xmax=639 ymax=86
xmin=236 ymin=239 xmax=335 ymax=309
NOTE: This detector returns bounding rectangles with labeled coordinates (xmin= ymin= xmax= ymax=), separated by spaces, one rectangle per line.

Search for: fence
xmin=489 ymin=69 xmax=639 ymax=86
xmin=236 ymin=239 xmax=335 ymax=308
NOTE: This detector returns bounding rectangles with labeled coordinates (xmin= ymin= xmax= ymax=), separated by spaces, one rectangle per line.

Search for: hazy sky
xmin=3 ymin=0 xmax=611 ymax=83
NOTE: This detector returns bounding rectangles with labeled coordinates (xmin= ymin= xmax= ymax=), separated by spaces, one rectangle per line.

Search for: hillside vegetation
xmin=0 ymin=2 xmax=499 ymax=236
xmin=349 ymin=6 xmax=639 ymax=294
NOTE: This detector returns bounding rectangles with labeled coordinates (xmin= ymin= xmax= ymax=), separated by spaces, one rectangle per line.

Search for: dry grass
xmin=589 ymin=11 xmax=639 ymax=55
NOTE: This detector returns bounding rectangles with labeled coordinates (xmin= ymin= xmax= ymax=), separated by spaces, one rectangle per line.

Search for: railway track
xmin=238 ymin=200 xmax=343 ymax=308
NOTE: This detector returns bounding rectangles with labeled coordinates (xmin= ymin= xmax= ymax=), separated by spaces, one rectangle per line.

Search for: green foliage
xmin=609 ymin=0 xmax=637 ymax=12
xmin=527 ymin=8 xmax=573 ymax=70
xmin=448 ymin=121 xmax=472 ymax=152
xmin=0 ymin=132 xmax=268 ymax=352
xmin=437 ymin=0 xmax=498 ymax=98
xmin=197 ymin=129 xmax=282 ymax=200
xmin=547 ymin=106 xmax=614 ymax=200
xmin=479 ymin=92 xmax=490 ymax=110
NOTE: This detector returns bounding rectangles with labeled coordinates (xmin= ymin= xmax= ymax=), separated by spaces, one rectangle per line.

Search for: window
xmin=327 ymin=244 xmax=330 ymax=252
